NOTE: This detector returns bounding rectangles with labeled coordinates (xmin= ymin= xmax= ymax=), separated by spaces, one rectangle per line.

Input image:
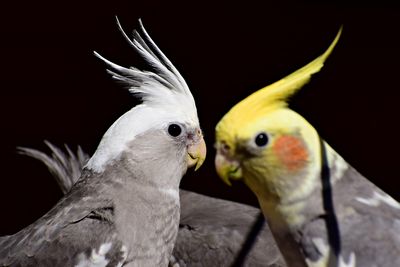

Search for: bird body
xmin=215 ymin=28 xmax=400 ymax=266
xmin=0 ymin=20 xmax=205 ymax=267
xmin=0 ymin=163 xmax=180 ymax=266
xmin=18 ymin=142 xmax=286 ymax=267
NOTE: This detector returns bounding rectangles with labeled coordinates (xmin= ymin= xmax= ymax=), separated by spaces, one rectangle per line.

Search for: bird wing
xmin=299 ymin=144 xmax=400 ymax=267
xmin=0 ymin=177 xmax=125 ymax=267
xmin=19 ymin=142 xmax=286 ymax=267
xmin=176 ymin=190 xmax=285 ymax=267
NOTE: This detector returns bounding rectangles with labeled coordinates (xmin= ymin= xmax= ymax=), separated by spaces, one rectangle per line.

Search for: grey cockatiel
xmin=214 ymin=28 xmax=400 ymax=267
xmin=18 ymin=142 xmax=286 ymax=267
xmin=0 ymin=20 xmax=207 ymax=266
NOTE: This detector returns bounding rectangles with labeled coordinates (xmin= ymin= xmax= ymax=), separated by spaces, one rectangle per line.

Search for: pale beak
xmin=187 ymin=137 xmax=206 ymax=171
xmin=215 ymin=151 xmax=242 ymax=186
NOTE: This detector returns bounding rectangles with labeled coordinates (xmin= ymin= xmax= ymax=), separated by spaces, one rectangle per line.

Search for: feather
xmin=17 ymin=141 xmax=88 ymax=194
xmin=87 ymin=20 xmax=199 ymax=173
xmin=216 ymin=27 xmax=342 ymax=137
xmin=94 ymin=18 xmax=194 ymax=108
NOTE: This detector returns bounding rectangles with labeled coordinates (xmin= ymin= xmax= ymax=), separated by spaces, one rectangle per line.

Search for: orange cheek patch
xmin=272 ymin=135 xmax=308 ymax=172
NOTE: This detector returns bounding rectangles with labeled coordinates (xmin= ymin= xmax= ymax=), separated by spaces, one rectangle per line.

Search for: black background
xmin=1 ymin=1 xmax=399 ymax=235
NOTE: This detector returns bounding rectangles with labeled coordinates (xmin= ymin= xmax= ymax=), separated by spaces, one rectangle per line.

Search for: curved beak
xmin=215 ymin=150 xmax=242 ymax=186
xmin=187 ymin=137 xmax=206 ymax=171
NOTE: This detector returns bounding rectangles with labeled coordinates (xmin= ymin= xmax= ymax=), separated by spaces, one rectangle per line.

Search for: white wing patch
xmin=307 ymin=238 xmax=356 ymax=267
xmin=325 ymin=143 xmax=349 ymax=184
xmin=169 ymin=255 xmax=181 ymax=267
xmin=116 ymin=245 xmax=128 ymax=267
xmin=75 ymin=242 xmax=112 ymax=267
xmin=161 ymin=187 xmax=179 ymax=200
xmin=355 ymin=191 xmax=400 ymax=209
xmin=338 ymin=253 xmax=356 ymax=267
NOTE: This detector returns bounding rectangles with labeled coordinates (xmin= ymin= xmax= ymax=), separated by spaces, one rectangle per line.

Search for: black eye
xmin=254 ymin=132 xmax=269 ymax=147
xmin=168 ymin=124 xmax=182 ymax=137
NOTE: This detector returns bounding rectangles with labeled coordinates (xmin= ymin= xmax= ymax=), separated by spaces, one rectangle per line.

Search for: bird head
xmin=86 ymin=19 xmax=206 ymax=183
xmin=215 ymin=28 xmax=341 ymax=203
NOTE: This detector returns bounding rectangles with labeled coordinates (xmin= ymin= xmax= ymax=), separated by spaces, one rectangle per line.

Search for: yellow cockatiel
xmin=215 ymin=28 xmax=400 ymax=267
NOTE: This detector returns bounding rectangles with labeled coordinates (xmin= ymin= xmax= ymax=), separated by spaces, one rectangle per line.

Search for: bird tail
xmin=18 ymin=141 xmax=89 ymax=194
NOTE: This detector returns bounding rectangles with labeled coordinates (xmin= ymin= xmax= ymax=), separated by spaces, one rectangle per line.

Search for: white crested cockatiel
xmin=214 ymin=27 xmax=400 ymax=267
xmin=0 ymin=20 xmax=206 ymax=266
xmin=18 ymin=142 xmax=286 ymax=267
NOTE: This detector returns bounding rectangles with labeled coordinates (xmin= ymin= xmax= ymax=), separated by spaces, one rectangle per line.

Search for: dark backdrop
xmin=1 ymin=1 xmax=399 ymax=235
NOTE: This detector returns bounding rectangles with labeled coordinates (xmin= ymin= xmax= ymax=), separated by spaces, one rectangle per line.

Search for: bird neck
xmin=249 ymin=140 xmax=349 ymax=229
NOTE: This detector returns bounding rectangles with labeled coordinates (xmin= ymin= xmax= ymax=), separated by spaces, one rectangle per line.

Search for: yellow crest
xmin=216 ymin=27 xmax=342 ymax=138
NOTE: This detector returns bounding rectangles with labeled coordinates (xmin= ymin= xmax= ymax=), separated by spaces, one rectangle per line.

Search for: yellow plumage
xmin=214 ymin=28 xmax=342 ymax=266
xmin=216 ymin=27 xmax=341 ymax=143
xmin=215 ymin=27 xmax=400 ymax=267
xmin=215 ymin=26 xmax=341 ymax=199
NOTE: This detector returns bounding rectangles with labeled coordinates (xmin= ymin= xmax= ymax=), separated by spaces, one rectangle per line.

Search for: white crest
xmin=86 ymin=18 xmax=199 ymax=172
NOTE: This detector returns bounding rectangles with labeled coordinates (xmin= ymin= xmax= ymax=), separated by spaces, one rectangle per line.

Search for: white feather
xmin=86 ymin=20 xmax=198 ymax=172
xmin=75 ymin=242 xmax=112 ymax=267
xmin=307 ymin=238 xmax=356 ymax=267
xmin=355 ymin=191 xmax=400 ymax=209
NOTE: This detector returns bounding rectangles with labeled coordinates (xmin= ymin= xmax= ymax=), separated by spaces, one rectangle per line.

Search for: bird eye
xmin=168 ymin=124 xmax=182 ymax=137
xmin=254 ymin=132 xmax=269 ymax=147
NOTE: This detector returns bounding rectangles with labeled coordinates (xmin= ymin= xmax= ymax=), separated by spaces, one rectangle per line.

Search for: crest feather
xmin=86 ymin=19 xmax=199 ymax=172
xmin=94 ymin=18 xmax=194 ymax=106
xmin=217 ymin=27 xmax=342 ymax=133
xmin=253 ymin=27 xmax=342 ymax=108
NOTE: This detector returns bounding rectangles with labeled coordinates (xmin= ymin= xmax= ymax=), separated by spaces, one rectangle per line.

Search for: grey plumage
xmin=1 ymin=131 xmax=185 ymax=266
xmin=175 ymin=191 xmax=284 ymax=267
xmin=293 ymin=144 xmax=400 ymax=267
xmin=0 ymin=21 xmax=206 ymax=267
xmin=18 ymin=142 xmax=286 ymax=267
xmin=251 ymin=142 xmax=400 ymax=267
